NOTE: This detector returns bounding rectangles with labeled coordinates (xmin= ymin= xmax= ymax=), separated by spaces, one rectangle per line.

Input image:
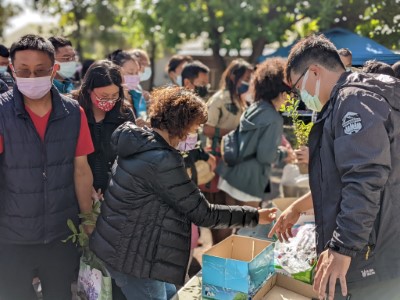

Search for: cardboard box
xmin=253 ymin=273 xmax=318 ymax=300
xmin=202 ymin=236 xmax=274 ymax=299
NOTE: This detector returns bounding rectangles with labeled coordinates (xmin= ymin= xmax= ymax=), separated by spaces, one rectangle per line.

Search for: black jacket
xmin=86 ymin=102 xmax=135 ymax=192
xmin=90 ymin=123 xmax=259 ymax=285
xmin=309 ymin=72 xmax=400 ymax=288
xmin=0 ymin=86 xmax=81 ymax=244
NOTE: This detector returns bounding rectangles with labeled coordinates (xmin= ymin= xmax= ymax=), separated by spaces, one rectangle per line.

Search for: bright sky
xmin=4 ymin=0 xmax=58 ymax=36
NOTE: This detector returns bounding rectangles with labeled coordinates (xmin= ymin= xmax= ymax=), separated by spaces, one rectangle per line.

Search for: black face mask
xmin=194 ymin=85 xmax=208 ymax=98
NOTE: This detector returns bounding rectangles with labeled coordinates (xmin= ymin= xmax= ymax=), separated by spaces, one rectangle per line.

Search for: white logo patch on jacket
xmin=342 ymin=112 xmax=363 ymax=135
xmin=361 ymin=268 xmax=376 ymax=278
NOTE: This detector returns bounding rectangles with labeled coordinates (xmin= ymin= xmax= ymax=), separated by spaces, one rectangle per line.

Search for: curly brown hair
xmin=149 ymin=86 xmax=208 ymax=139
xmin=252 ymin=57 xmax=290 ymax=103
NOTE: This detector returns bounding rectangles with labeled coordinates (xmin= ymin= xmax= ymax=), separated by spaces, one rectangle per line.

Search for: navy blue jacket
xmin=309 ymin=72 xmax=400 ymax=288
xmin=0 ymin=86 xmax=81 ymax=244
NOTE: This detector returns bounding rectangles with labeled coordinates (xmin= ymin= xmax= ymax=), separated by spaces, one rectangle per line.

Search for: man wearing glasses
xmin=48 ymin=36 xmax=78 ymax=94
xmin=284 ymin=35 xmax=400 ymax=299
xmin=0 ymin=34 xmax=94 ymax=299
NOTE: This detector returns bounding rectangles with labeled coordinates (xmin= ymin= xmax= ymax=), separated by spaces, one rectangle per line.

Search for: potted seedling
xmin=281 ymin=95 xmax=313 ymax=174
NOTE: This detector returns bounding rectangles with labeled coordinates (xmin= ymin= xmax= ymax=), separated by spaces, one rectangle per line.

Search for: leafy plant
xmin=281 ymin=95 xmax=313 ymax=148
xmin=63 ymin=200 xmax=108 ymax=275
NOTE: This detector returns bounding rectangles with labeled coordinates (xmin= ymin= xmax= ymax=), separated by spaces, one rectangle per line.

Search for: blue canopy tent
xmin=258 ymin=28 xmax=400 ymax=66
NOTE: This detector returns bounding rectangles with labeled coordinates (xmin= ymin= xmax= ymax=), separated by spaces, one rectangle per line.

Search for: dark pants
xmin=0 ymin=240 xmax=79 ymax=300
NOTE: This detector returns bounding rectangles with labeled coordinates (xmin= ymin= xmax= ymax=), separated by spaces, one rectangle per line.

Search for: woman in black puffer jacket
xmin=90 ymin=86 xmax=277 ymax=300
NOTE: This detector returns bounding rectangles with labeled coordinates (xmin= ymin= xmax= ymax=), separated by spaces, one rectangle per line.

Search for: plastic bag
xmin=77 ymin=256 xmax=112 ymax=300
xmin=274 ymin=224 xmax=317 ymax=274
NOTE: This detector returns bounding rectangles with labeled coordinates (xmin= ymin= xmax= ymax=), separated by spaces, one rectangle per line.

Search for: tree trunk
xmin=149 ymin=38 xmax=156 ymax=90
xmin=248 ymin=37 xmax=267 ymax=65
xmin=204 ymin=0 xmax=226 ymax=75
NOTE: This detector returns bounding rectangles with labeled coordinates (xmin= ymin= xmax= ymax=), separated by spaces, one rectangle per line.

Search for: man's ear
xmin=308 ymin=64 xmax=321 ymax=78
xmin=9 ymin=63 xmax=15 ymax=80
xmin=183 ymin=78 xmax=193 ymax=89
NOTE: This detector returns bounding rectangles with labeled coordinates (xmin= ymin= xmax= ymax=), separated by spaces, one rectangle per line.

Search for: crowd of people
xmin=0 ymin=33 xmax=400 ymax=300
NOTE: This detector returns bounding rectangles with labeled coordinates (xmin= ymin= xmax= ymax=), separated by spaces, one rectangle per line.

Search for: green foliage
xmin=0 ymin=0 xmax=21 ymax=39
xmin=63 ymin=200 xmax=102 ymax=270
xmin=281 ymin=95 xmax=313 ymax=148
xmin=303 ymin=0 xmax=400 ymax=49
xmin=29 ymin=0 xmax=400 ymax=60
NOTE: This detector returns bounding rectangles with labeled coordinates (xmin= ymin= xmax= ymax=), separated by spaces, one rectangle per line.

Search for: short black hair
xmin=362 ymin=60 xmax=395 ymax=77
xmin=167 ymin=55 xmax=193 ymax=73
xmin=392 ymin=61 xmax=400 ymax=79
xmin=338 ymin=48 xmax=352 ymax=57
xmin=48 ymin=36 xmax=72 ymax=52
xmin=10 ymin=34 xmax=55 ymax=64
xmin=0 ymin=44 xmax=9 ymax=58
xmin=286 ymin=34 xmax=344 ymax=83
xmin=181 ymin=60 xmax=210 ymax=83
xmin=107 ymin=49 xmax=134 ymax=67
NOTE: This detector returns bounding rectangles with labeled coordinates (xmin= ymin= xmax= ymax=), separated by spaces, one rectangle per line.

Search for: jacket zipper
xmin=26 ymin=109 xmax=64 ymax=244
xmin=25 ymin=116 xmax=48 ymax=243
xmin=365 ymin=246 xmax=371 ymax=260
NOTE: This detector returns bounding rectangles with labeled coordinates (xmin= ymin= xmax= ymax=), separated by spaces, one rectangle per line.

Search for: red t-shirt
xmin=0 ymin=106 xmax=94 ymax=156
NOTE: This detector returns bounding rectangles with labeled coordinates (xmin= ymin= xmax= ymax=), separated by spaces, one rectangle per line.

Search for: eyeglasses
xmin=12 ymin=66 xmax=54 ymax=78
xmin=55 ymin=54 xmax=77 ymax=62
xmin=290 ymin=67 xmax=309 ymax=98
xmin=93 ymin=90 xmax=121 ymax=103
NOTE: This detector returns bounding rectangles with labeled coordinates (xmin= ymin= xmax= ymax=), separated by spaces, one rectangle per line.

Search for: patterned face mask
xmin=91 ymin=92 xmax=118 ymax=112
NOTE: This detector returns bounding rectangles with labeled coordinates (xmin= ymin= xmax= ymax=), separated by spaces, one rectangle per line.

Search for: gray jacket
xmin=309 ymin=71 xmax=400 ymax=288
xmin=218 ymin=101 xmax=284 ymax=198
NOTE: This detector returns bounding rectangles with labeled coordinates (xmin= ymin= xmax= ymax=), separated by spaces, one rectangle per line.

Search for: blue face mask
xmin=237 ymin=81 xmax=249 ymax=95
xmin=0 ymin=66 xmax=7 ymax=74
xmin=300 ymin=70 xmax=323 ymax=112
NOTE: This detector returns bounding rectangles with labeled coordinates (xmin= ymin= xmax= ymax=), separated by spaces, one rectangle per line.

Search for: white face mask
xmin=176 ymin=75 xmax=183 ymax=86
xmin=0 ymin=66 xmax=7 ymax=74
xmin=57 ymin=61 xmax=77 ymax=79
xmin=16 ymin=76 xmax=53 ymax=100
xmin=299 ymin=70 xmax=323 ymax=112
xmin=140 ymin=66 xmax=152 ymax=82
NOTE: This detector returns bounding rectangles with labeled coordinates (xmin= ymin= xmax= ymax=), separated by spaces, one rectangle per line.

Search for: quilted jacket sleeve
xmin=155 ymin=150 xmax=259 ymax=229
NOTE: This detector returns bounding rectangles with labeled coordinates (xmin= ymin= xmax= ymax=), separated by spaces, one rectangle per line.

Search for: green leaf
xmin=67 ymin=219 xmax=78 ymax=235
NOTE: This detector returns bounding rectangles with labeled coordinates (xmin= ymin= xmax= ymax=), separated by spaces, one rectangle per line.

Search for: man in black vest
xmin=0 ymin=35 xmax=94 ymax=299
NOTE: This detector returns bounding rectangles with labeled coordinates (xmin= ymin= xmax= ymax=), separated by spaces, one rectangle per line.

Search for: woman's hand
xmin=268 ymin=204 xmax=301 ymax=242
xmin=207 ymin=154 xmax=217 ymax=171
xmin=91 ymin=187 xmax=104 ymax=202
xmin=258 ymin=208 xmax=277 ymax=224
xmin=295 ymin=146 xmax=309 ymax=164
xmin=284 ymin=148 xmax=297 ymax=163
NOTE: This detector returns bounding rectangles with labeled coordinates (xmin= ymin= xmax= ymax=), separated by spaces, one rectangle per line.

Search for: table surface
xmin=171 ymin=273 xmax=202 ymax=300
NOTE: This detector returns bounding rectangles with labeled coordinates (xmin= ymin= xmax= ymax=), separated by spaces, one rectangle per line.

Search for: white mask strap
xmin=301 ymin=70 xmax=310 ymax=90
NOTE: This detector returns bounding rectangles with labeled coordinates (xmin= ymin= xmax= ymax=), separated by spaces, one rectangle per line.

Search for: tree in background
xmin=149 ymin=0 xmax=313 ymax=72
xmin=22 ymin=0 xmax=399 ymax=85
xmin=33 ymin=0 xmax=130 ymax=58
xmin=304 ymin=0 xmax=400 ymax=49
xmin=0 ymin=0 xmax=21 ymax=41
